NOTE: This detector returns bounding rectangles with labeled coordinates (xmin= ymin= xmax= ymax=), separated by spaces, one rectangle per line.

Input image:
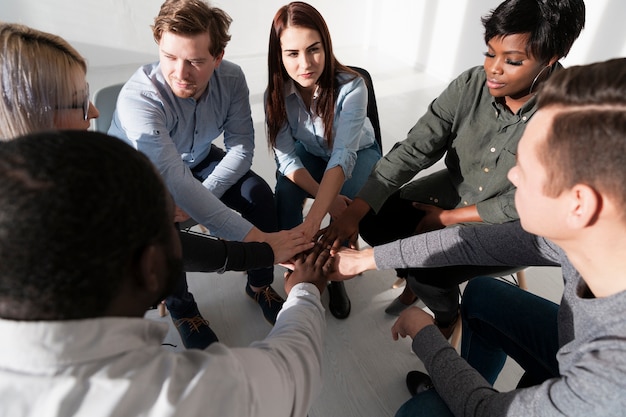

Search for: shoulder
xmin=335 ymin=71 xmax=366 ymax=97
xmin=215 ymin=60 xmax=246 ymax=79
xmin=122 ymin=62 xmax=167 ymax=96
xmin=451 ymin=65 xmax=487 ymax=87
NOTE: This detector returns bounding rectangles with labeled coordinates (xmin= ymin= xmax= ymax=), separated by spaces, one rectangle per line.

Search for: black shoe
xmin=328 ymin=281 xmax=351 ymax=319
xmin=406 ymin=370 xmax=434 ymax=396
xmin=246 ymin=283 xmax=284 ymax=325
xmin=170 ymin=305 xmax=219 ymax=350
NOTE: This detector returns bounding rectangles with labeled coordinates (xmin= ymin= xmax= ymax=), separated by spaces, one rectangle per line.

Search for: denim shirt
xmin=359 ymin=64 xmax=561 ymax=224
xmin=108 ymin=60 xmax=254 ymax=240
xmin=273 ymin=72 xmax=377 ymax=179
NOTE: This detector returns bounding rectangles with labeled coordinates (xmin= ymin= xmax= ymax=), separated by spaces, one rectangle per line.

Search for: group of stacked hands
xmin=2 ymin=0 xmax=626 ymax=416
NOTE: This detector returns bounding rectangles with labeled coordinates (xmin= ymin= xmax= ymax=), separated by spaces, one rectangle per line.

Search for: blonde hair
xmin=0 ymin=23 xmax=87 ymax=139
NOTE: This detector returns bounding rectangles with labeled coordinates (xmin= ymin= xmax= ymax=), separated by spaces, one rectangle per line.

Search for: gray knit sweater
xmin=375 ymin=220 xmax=626 ymax=417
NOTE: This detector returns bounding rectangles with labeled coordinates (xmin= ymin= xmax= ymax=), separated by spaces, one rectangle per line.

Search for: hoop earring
xmin=529 ymin=64 xmax=553 ymax=95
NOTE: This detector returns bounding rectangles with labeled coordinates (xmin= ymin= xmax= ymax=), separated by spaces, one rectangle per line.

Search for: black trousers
xmin=359 ymin=191 xmax=520 ymax=324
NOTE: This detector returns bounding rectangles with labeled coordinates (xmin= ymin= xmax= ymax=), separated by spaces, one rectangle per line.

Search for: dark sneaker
xmin=406 ymin=370 xmax=434 ymax=396
xmin=170 ymin=307 xmax=218 ymax=350
xmin=245 ymin=283 xmax=284 ymax=325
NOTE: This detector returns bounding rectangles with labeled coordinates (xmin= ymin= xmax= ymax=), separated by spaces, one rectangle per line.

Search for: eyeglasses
xmin=78 ymin=83 xmax=90 ymax=121
xmin=58 ymin=83 xmax=90 ymax=120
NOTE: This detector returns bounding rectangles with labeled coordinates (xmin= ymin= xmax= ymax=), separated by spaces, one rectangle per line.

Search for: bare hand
xmin=391 ymin=307 xmax=435 ymax=341
xmin=173 ymin=205 xmax=191 ymax=223
xmin=284 ymin=244 xmax=332 ymax=295
xmin=412 ymin=202 xmax=446 ymax=234
xmin=316 ymin=215 xmax=359 ymax=252
xmin=290 ymin=221 xmax=319 ymax=245
xmin=264 ymin=230 xmax=315 ymax=264
xmin=328 ymin=194 xmax=352 ymax=220
xmin=325 ymin=247 xmax=376 ymax=280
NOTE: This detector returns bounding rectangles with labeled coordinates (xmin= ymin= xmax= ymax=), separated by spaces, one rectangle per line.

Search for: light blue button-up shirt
xmin=109 ymin=60 xmax=254 ymax=240
xmin=273 ymin=72 xmax=376 ymax=179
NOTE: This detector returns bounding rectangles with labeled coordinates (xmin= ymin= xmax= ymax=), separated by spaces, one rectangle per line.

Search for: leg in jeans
xmin=461 ymin=276 xmax=560 ymax=385
xmin=191 ymin=145 xmax=278 ymax=289
xmin=275 ymin=142 xmax=380 ymax=319
xmin=405 ymin=266 xmax=523 ymax=329
xmin=165 ymin=225 xmax=219 ymax=349
xmin=275 ymin=142 xmax=381 ymax=228
xmin=395 ymin=389 xmax=454 ymax=417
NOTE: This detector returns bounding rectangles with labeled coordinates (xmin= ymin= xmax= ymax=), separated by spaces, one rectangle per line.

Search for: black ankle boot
xmin=328 ymin=281 xmax=351 ymax=319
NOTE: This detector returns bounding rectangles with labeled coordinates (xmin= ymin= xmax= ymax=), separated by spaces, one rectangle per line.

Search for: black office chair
xmin=348 ymin=66 xmax=382 ymax=152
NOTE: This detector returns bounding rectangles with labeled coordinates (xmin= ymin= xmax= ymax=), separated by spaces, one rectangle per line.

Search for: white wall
xmin=2 ymin=0 xmax=624 ymax=83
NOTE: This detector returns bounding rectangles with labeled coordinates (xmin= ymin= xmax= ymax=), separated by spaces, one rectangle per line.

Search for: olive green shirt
xmin=359 ymin=64 xmax=560 ymax=224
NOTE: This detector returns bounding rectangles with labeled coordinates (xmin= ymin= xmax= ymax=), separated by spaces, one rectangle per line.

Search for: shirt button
xmin=483 ymin=167 xmax=490 ymax=173
xmin=490 ymin=147 xmax=496 ymax=152
xmin=522 ymin=116 xmax=528 ymax=121
xmin=463 ymin=201 xmax=468 ymax=205
xmin=433 ymin=198 xmax=439 ymax=203
xmin=479 ymin=186 xmax=483 ymax=191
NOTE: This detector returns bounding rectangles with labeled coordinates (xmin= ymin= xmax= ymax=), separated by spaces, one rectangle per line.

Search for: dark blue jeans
xmin=461 ymin=276 xmax=560 ymax=385
xmin=275 ymin=141 xmax=381 ymax=230
xmin=395 ymin=276 xmax=560 ymax=417
xmin=166 ymin=145 xmax=278 ymax=315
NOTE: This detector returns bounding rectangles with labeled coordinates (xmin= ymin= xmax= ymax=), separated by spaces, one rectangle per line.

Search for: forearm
xmin=203 ymin=146 xmax=253 ymax=198
xmin=343 ymin=197 xmax=371 ymax=222
xmin=286 ymin=168 xmax=320 ymax=198
xmin=179 ymin=230 xmax=274 ymax=272
xmin=305 ymin=166 xmax=345 ymax=226
xmin=412 ymin=326 xmax=514 ymax=416
xmin=233 ymin=283 xmax=325 ymax=416
xmin=373 ymin=221 xmax=559 ymax=270
xmin=440 ymin=205 xmax=482 ymax=226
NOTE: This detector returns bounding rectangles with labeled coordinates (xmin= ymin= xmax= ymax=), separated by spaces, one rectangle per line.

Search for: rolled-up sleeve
xmin=108 ymin=67 xmax=253 ymax=241
xmin=202 ymin=67 xmax=254 ymax=198
xmin=324 ymin=76 xmax=370 ymax=178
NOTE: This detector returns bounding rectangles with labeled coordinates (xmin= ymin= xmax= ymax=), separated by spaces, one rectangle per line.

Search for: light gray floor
xmin=86 ymin=46 xmax=565 ymax=417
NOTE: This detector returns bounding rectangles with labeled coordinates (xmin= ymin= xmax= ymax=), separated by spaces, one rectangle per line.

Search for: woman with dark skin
xmin=319 ymin=0 xmax=585 ymax=334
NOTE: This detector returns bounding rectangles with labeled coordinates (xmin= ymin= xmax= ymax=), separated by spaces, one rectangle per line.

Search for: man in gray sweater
xmin=331 ymin=57 xmax=626 ymax=416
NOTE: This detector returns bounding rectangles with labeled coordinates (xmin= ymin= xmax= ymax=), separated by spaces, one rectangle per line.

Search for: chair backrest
xmin=348 ymin=66 xmax=382 ymax=152
xmin=93 ymin=83 xmax=125 ymax=133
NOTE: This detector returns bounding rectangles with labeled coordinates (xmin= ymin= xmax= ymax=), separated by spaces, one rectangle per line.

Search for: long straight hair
xmin=266 ymin=1 xmax=357 ymax=149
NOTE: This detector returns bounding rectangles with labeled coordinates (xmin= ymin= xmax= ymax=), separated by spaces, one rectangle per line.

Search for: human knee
xmin=461 ymin=276 xmax=497 ymax=319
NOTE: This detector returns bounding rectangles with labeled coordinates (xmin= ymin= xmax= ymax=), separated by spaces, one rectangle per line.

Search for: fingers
xmin=391 ymin=320 xmax=402 ymax=341
xmin=309 ymin=243 xmax=331 ymax=269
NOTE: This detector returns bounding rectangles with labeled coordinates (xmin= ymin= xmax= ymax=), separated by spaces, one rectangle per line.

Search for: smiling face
xmin=159 ymin=31 xmax=223 ymax=100
xmin=483 ymin=33 xmax=552 ymax=110
xmin=280 ymin=26 xmax=325 ymax=95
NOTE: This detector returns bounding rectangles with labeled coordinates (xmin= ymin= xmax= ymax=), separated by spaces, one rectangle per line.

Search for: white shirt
xmin=0 ymin=283 xmax=325 ymax=417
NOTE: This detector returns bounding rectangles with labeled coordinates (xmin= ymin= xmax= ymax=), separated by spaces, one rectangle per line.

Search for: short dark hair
xmin=482 ymin=0 xmax=586 ymax=63
xmin=0 ymin=131 xmax=171 ymax=320
xmin=535 ymin=58 xmax=626 ymax=211
xmin=152 ymin=0 xmax=232 ymax=57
